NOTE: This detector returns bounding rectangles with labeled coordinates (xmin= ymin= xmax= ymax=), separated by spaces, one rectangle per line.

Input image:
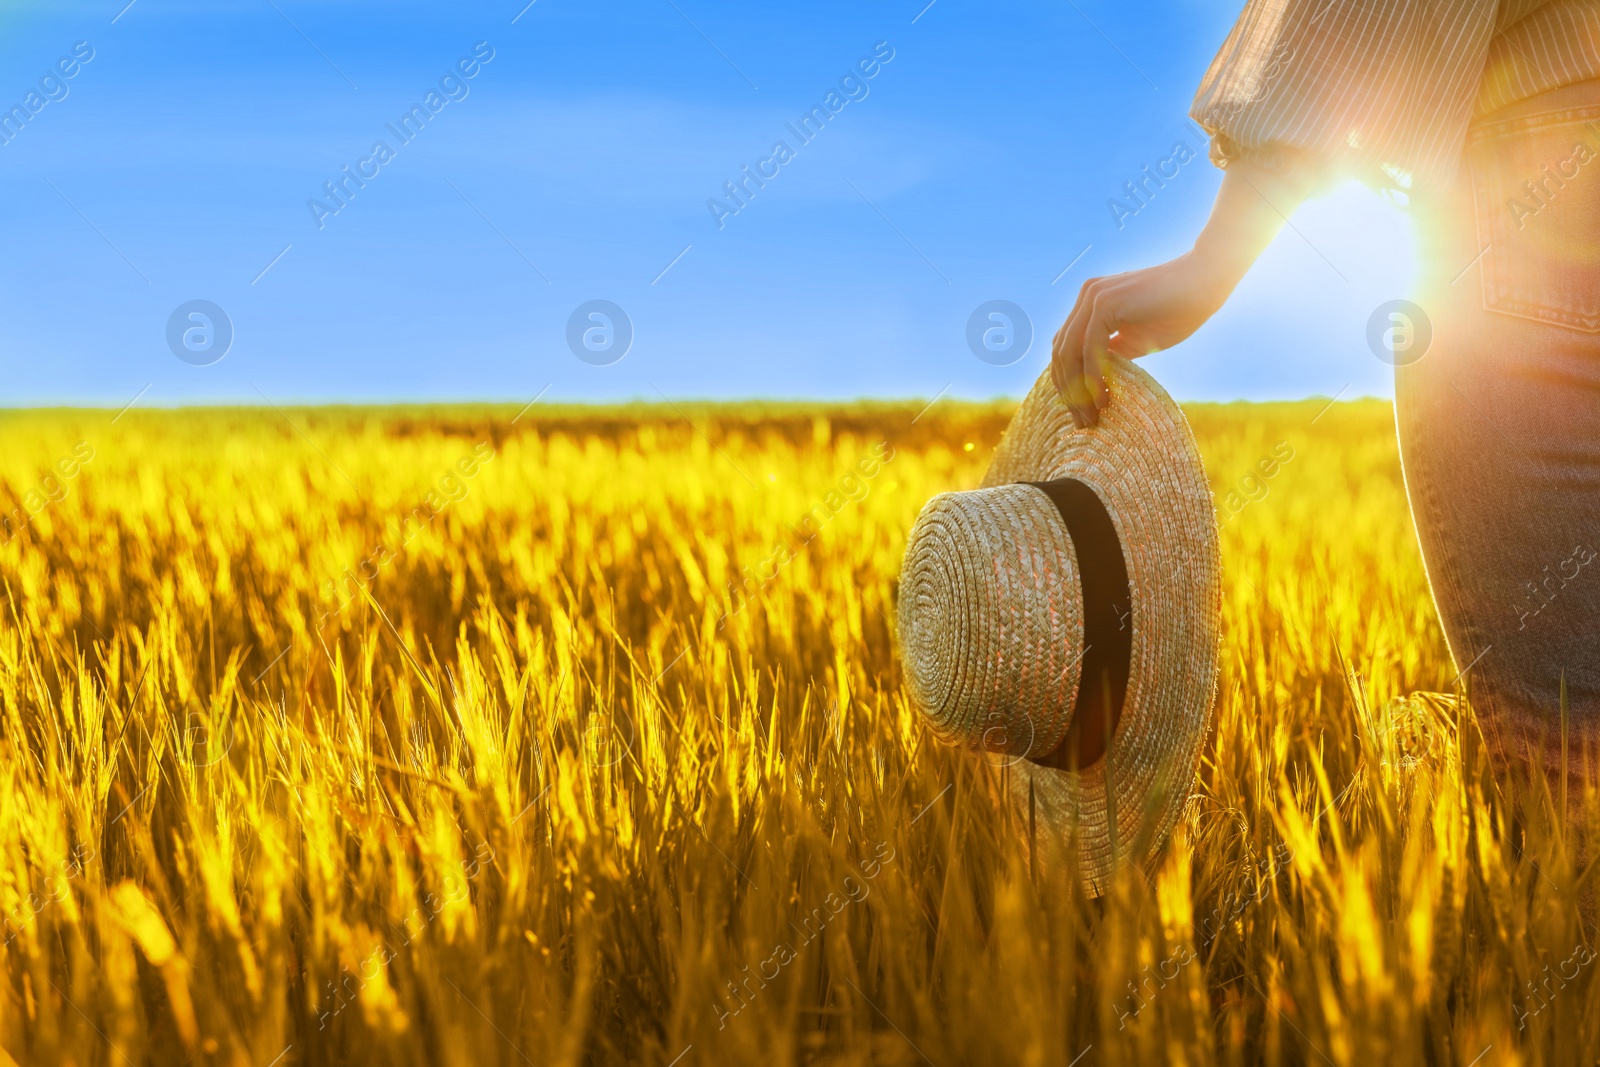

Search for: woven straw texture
xmin=896 ymin=356 xmax=1220 ymax=895
xmin=898 ymin=484 xmax=1085 ymax=761
xmin=987 ymin=360 xmax=1221 ymax=892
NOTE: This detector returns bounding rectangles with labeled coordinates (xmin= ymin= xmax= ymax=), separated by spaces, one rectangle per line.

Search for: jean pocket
xmin=1468 ymin=105 xmax=1600 ymax=333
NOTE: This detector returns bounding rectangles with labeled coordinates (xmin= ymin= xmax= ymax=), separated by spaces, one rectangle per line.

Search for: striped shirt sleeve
xmin=1190 ymin=0 xmax=1499 ymax=196
xmin=1478 ymin=0 xmax=1600 ymax=113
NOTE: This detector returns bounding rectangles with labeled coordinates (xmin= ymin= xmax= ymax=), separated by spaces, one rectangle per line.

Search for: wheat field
xmin=0 ymin=396 xmax=1591 ymax=1066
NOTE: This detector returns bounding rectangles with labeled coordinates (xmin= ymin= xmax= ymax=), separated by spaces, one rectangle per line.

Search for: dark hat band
xmin=1024 ymin=479 xmax=1131 ymax=770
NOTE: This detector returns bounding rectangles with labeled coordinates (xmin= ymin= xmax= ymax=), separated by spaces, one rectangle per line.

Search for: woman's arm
xmin=1058 ymin=0 xmax=1501 ymax=427
xmin=1051 ymin=158 xmax=1311 ymax=426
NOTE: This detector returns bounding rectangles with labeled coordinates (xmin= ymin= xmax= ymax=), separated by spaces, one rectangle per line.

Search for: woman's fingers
xmin=1053 ymin=278 xmax=1104 ymax=426
xmin=1080 ymin=295 xmax=1117 ymax=422
xmin=1051 ymin=300 xmax=1085 ymax=397
xmin=1050 ymin=320 xmax=1074 ymax=399
xmin=1064 ymin=282 xmax=1121 ymax=427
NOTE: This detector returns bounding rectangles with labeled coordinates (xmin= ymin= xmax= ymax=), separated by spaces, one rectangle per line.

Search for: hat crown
xmin=897 ymin=484 xmax=1085 ymax=759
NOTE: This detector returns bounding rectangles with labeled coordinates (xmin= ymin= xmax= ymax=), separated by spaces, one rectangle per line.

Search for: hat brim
xmin=981 ymin=358 xmax=1221 ymax=893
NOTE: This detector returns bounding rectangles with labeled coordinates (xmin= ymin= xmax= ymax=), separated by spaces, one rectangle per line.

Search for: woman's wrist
xmin=1190 ymin=156 xmax=1314 ymax=286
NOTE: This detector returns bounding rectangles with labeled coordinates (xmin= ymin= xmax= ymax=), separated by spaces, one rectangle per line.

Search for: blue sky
xmin=0 ymin=0 xmax=1416 ymax=406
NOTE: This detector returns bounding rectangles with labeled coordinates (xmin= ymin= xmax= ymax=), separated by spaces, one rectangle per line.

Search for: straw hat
xmin=897 ymin=357 xmax=1220 ymax=892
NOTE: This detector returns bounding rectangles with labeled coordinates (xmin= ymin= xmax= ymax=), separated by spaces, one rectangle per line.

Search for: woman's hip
xmin=1396 ymin=77 xmax=1600 ymax=767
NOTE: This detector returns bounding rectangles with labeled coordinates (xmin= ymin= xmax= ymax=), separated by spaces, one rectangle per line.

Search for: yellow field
xmin=0 ymin=397 xmax=1591 ymax=1066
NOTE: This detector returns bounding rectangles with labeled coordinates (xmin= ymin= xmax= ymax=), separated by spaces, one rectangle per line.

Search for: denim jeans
xmin=1398 ymin=79 xmax=1600 ymax=782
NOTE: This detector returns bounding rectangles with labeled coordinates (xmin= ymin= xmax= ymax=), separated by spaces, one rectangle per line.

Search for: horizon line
xmin=0 ymin=392 xmax=1392 ymax=413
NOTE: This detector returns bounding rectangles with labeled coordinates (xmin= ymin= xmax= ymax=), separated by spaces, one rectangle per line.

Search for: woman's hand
xmin=1051 ymin=251 xmax=1239 ymax=426
xmin=1050 ymin=158 xmax=1312 ymax=427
